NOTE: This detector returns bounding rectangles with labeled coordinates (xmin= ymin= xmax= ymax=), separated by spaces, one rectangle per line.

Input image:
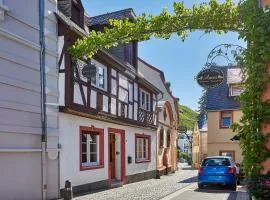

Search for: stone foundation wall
xmin=156 ymin=166 xmax=173 ymax=178
xmin=60 ymin=170 xmax=158 ymax=197
xmin=126 ymin=170 xmax=157 ymax=184
xmin=60 ymin=179 xmax=109 ymax=197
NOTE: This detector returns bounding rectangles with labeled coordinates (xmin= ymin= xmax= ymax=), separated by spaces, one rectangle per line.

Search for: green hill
xmin=179 ymin=104 xmax=198 ymax=131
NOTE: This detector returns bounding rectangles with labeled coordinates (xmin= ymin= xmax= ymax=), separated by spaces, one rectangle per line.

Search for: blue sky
xmin=82 ymin=0 xmax=245 ymax=111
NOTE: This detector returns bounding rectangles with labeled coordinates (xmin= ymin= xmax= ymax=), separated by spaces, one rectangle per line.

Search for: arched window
xmin=159 ymin=126 xmax=164 ymax=148
xmin=167 ymin=130 xmax=171 ymax=148
xmin=163 ymin=108 xmax=167 ymax=121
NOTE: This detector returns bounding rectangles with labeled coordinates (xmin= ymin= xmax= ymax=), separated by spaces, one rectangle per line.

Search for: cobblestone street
xmin=75 ymin=168 xmax=197 ymax=200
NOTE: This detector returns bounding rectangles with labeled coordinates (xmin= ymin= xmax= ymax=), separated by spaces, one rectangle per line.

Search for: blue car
xmin=198 ymin=156 xmax=237 ymax=191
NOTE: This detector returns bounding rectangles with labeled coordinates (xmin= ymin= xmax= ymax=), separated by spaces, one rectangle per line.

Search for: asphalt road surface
xmin=162 ymin=183 xmax=249 ymax=200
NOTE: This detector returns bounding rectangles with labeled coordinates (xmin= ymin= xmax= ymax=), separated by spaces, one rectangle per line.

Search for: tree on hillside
xmin=179 ymin=104 xmax=198 ymax=131
xmin=197 ymin=90 xmax=207 ymax=121
xmin=179 ymin=104 xmax=197 ymax=160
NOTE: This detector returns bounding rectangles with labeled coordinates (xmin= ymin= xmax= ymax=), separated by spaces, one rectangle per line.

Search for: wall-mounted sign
xmin=196 ymin=68 xmax=224 ymax=89
xmin=82 ymin=62 xmax=96 ymax=80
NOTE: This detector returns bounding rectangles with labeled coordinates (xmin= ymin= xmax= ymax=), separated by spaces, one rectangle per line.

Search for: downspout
xmin=39 ymin=0 xmax=47 ymax=199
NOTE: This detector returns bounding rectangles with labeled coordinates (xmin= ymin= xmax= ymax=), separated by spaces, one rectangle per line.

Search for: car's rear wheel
xmin=198 ymin=183 xmax=203 ymax=189
xmin=237 ymin=178 xmax=240 ymax=185
xmin=231 ymin=183 xmax=237 ymax=191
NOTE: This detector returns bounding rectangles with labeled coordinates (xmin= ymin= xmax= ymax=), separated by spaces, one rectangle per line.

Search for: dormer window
xmin=71 ymin=0 xmax=84 ymax=28
xmin=229 ymin=84 xmax=244 ymax=97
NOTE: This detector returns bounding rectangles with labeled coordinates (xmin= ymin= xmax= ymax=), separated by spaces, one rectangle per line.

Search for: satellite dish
xmin=82 ymin=62 xmax=96 ymax=80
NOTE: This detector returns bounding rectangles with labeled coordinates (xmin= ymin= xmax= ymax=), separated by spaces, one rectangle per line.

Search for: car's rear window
xmin=202 ymin=158 xmax=231 ymax=166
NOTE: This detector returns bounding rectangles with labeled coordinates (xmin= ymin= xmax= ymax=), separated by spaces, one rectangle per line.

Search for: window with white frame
xmin=230 ymin=84 xmax=244 ymax=96
xmin=90 ymin=60 xmax=107 ymax=91
xmin=139 ymin=89 xmax=150 ymax=111
xmin=81 ymin=132 xmax=100 ymax=167
xmin=135 ymin=135 xmax=150 ymax=162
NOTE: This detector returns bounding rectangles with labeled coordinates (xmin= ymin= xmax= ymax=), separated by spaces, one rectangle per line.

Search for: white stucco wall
xmin=59 ymin=113 xmax=156 ymax=188
xmin=0 ymin=0 xmax=59 ymax=199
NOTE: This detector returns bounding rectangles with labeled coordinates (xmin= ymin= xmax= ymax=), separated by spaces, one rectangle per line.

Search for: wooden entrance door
xmin=110 ymin=134 xmax=116 ymax=179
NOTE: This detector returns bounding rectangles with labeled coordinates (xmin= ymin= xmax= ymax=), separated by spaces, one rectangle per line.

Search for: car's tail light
xmin=199 ymin=167 xmax=204 ymax=174
xmin=227 ymin=166 xmax=235 ymax=174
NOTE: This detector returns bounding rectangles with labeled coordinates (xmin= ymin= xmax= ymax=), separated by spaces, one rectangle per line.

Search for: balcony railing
xmin=138 ymin=108 xmax=154 ymax=125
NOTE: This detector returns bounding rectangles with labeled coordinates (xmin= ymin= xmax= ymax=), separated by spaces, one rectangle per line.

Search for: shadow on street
xmin=178 ymin=176 xmax=197 ymax=183
xmin=195 ymin=185 xmax=233 ymax=192
xmin=194 ymin=185 xmax=242 ymax=200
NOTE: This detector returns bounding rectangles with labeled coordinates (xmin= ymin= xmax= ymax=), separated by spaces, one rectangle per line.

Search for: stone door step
xmin=110 ymin=180 xmax=122 ymax=188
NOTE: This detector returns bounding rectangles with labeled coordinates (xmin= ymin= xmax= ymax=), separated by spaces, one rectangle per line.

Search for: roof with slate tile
xmin=206 ymin=66 xmax=242 ymax=111
xmin=86 ymin=8 xmax=136 ymax=26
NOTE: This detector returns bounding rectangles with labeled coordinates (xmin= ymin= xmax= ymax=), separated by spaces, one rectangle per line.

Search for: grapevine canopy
xmin=70 ymin=0 xmax=241 ymax=58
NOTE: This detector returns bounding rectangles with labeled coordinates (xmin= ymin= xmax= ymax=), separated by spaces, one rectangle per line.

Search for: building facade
xmin=261 ymin=64 xmax=270 ymax=173
xmin=206 ymin=66 xmax=243 ymax=164
xmin=192 ymin=116 xmax=207 ymax=168
xmin=261 ymin=0 xmax=270 ymax=175
xmin=0 ymin=0 xmax=180 ymax=198
xmin=0 ymin=0 xmax=59 ymax=199
xmin=56 ymin=2 xmax=167 ymax=196
xmin=138 ymin=58 xmax=179 ymax=176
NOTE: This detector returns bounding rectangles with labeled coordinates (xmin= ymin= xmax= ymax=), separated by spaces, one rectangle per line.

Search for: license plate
xmin=208 ymin=176 xmax=222 ymax=181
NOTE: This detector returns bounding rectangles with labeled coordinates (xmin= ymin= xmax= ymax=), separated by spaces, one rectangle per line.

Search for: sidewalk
xmin=236 ymin=185 xmax=249 ymax=200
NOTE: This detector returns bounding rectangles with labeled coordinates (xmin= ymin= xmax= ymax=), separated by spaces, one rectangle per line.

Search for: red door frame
xmin=108 ymin=128 xmax=126 ymax=185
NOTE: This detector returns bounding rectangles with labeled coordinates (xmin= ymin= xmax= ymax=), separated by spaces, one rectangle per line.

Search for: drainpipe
xmin=39 ymin=0 xmax=47 ymax=199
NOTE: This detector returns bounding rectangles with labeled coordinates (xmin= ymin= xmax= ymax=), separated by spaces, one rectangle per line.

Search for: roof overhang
xmin=55 ymin=11 xmax=87 ymax=36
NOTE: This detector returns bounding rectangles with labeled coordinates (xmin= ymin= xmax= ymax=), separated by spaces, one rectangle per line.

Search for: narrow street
xmin=75 ymin=164 xmax=249 ymax=200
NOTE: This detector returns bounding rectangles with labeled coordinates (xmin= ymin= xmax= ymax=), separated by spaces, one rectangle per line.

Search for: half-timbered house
xmin=56 ymin=1 xmax=161 ymax=195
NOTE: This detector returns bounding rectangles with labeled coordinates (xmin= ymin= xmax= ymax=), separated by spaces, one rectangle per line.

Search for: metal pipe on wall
xmin=39 ymin=0 xmax=47 ymax=199
xmin=0 ymin=148 xmax=42 ymax=152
